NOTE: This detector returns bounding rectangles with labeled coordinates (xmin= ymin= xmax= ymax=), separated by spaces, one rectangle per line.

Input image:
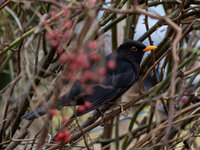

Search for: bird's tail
xmin=21 ymin=94 xmax=68 ymax=120
xmin=21 ymin=106 xmax=47 ymax=120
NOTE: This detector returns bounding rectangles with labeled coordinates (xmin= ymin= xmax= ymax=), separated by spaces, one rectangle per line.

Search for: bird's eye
xmin=131 ymin=46 xmax=137 ymax=52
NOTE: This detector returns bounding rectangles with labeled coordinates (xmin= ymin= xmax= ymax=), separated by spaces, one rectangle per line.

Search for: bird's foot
xmin=119 ymin=103 xmax=124 ymax=112
xmin=119 ymin=104 xmax=129 ymax=116
xmin=96 ymin=108 xmax=105 ymax=126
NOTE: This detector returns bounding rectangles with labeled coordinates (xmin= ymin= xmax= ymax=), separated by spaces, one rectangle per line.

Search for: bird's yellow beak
xmin=143 ymin=46 xmax=157 ymax=52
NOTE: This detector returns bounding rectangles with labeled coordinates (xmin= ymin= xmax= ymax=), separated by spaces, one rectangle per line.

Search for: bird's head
xmin=117 ymin=40 xmax=157 ymax=65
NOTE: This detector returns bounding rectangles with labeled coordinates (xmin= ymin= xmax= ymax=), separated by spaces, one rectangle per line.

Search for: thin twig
xmin=183 ymin=65 xmax=200 ymax=77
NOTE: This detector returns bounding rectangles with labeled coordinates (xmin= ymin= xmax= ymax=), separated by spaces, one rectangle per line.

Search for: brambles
xmin=0 ymin=0 xmax=200 ymax=150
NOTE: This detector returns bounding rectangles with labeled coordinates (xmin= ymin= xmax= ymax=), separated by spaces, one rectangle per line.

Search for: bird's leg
xmin=107 ymin=102 xmax=129 ymax=116
xmin=96 ymin=108 xmax=105 ymax=126
xmin=118 ymin=102 xmax=129 ymax=116
xmin=119 ymin=103 xmax=124 ymax=112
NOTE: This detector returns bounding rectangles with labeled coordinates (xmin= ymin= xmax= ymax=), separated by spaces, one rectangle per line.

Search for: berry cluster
xmin=44 ymin=5 xmax=117 ymax=118
xmin=77 ymin=100 xmax=92 ymax=113
xmin=58 ymin=40 xmax=108 ymax=96
xmin=54 ymin=130 xmax=71 ymax=143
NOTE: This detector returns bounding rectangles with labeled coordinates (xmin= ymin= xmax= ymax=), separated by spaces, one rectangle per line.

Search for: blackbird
xmin=22 ymin=40 xmax=157 ymax=120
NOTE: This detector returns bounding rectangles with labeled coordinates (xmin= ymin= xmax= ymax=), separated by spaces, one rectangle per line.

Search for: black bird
xmin=22 ymin=40 xmax=157 ymax=120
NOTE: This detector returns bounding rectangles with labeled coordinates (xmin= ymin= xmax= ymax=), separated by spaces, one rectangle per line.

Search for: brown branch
xmin=180 ymin=19 xmax=200 ymax=40
xmin=6 ymin=46 xmax=56 ymax=142
xmin=139 ymin=49 xmax=171 ymax=92
xmin=74 ymin=107 xmax=91 ymax=150
xmin=149 ymin=131 xmax=199 ymax=149
xmin=0 ymin=0 xmax=10 ymax=10
xmin=101 ymin=119 xmax=114 ymax=150
xmin=160 ymin=52 xmax=170 ymax=82
xmin=4 ymin=121 xmax=33 ymax=150
xmin=34 ymin=35 xmax=42 ymax=75
xmin=36 ymin=72 xmax=65 ymax=149
xmin=36 ymin=115 xmax=52 ymax=150
xmin=144 ymin=0 xmax=159 ymax=84
xmin=183 ymin=65 xmax=200 ymax=77
xmin=133 ymin=101 xmax=200 ymax=148
xmin=0 ymin=74 xmax=22 ymax=146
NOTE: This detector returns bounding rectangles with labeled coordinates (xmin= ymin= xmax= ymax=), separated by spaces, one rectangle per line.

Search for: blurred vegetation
xmin=0 ymin=0 xmax=200 ymax=150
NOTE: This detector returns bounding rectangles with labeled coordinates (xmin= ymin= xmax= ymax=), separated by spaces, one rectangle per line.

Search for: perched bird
xmin=22 ymin=40 xmax=157 ymax=120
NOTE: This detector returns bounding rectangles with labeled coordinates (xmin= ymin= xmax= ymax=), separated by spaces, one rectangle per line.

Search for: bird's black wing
xmin=76 ymin=60 xmax=138 ymax=115
xmin=22 ymin=55 xmax=138 ymax=119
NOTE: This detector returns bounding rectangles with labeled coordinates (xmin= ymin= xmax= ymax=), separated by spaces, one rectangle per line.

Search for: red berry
xmin=66 ymin=72 xmax=73 ymax=80
xmin=69 ymin=62 xmax=78 ymax=72
xmin=46 ymin=31 xmax=60 ymax=41
xmin=88 ymin=0 xmax=95 ymax=6
xmin=62 ymin=117 xmax=69 ymax=123
xmin=50 ymin=109 xmax=57 ymax=116
xmin=84 ymin=71 xmax=94 ymax=80
xmin=77 ymin=105 xmax=85 ymax=112
xmin=54 ymin=132 xmax=64 ymax=142
xmin=63 ymin=136 xmax=70 ymax=143
xmin=58 ymin=132 xmax=64 ymax=138
xmin=78 ymin=71 xmax=95 ymax=83
xmin=85 ymin=85 xmax=94 ymax=95
xmin=46 ymin=32 xmax=56 ymax=40
xmin=103 ymin=42 xmax=106 ymax=48
xmin=84 ymin=101 xmax=91 ymax=108
xmin=63 ymin=130 xmax=71 ymax=137
xmin=88 ymin=41 xmax=97 ymax=50
xmin=77 ymin=53 xmax=90 ymax=69
xmin=180 ymin=96 xmax=189 ymax=105
xmin=54 ymin=135 xmax=61 ymax=142
xmin=185 ymin=87 xmax=192 ymax=94
xmin=98 ymin=67 xmax=106 ymax=76
xmin=50 ymin=11 xmax=58 ymax=20
xmin=64 ymin=20 xmax=72 ymax=29
xmin=69 ymin=53 xmax=76 ymax=61
xmin=63 ymin=8 xmax=71 ymax=17
xmin=56 ymin=47 xmax=64 ymax=54
xmin=42 ymin=20 xmax=48 ymax=26
xmin=63 ymin=32 xmax=72 ymax=41
xmin=60 ymin=53 xmax=68 ymax=63
xmin=89 ymin=53 xmax=101 ymax=62
xmin=107 ymin=60 xmax=116 ymax=69
xmin=51 ymin=40 xmax=59 ymax=48
xmin=78 ymin=76 xmax=85 ymax=83
xmin=82 ymin=62 xmax=90 ymax=70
